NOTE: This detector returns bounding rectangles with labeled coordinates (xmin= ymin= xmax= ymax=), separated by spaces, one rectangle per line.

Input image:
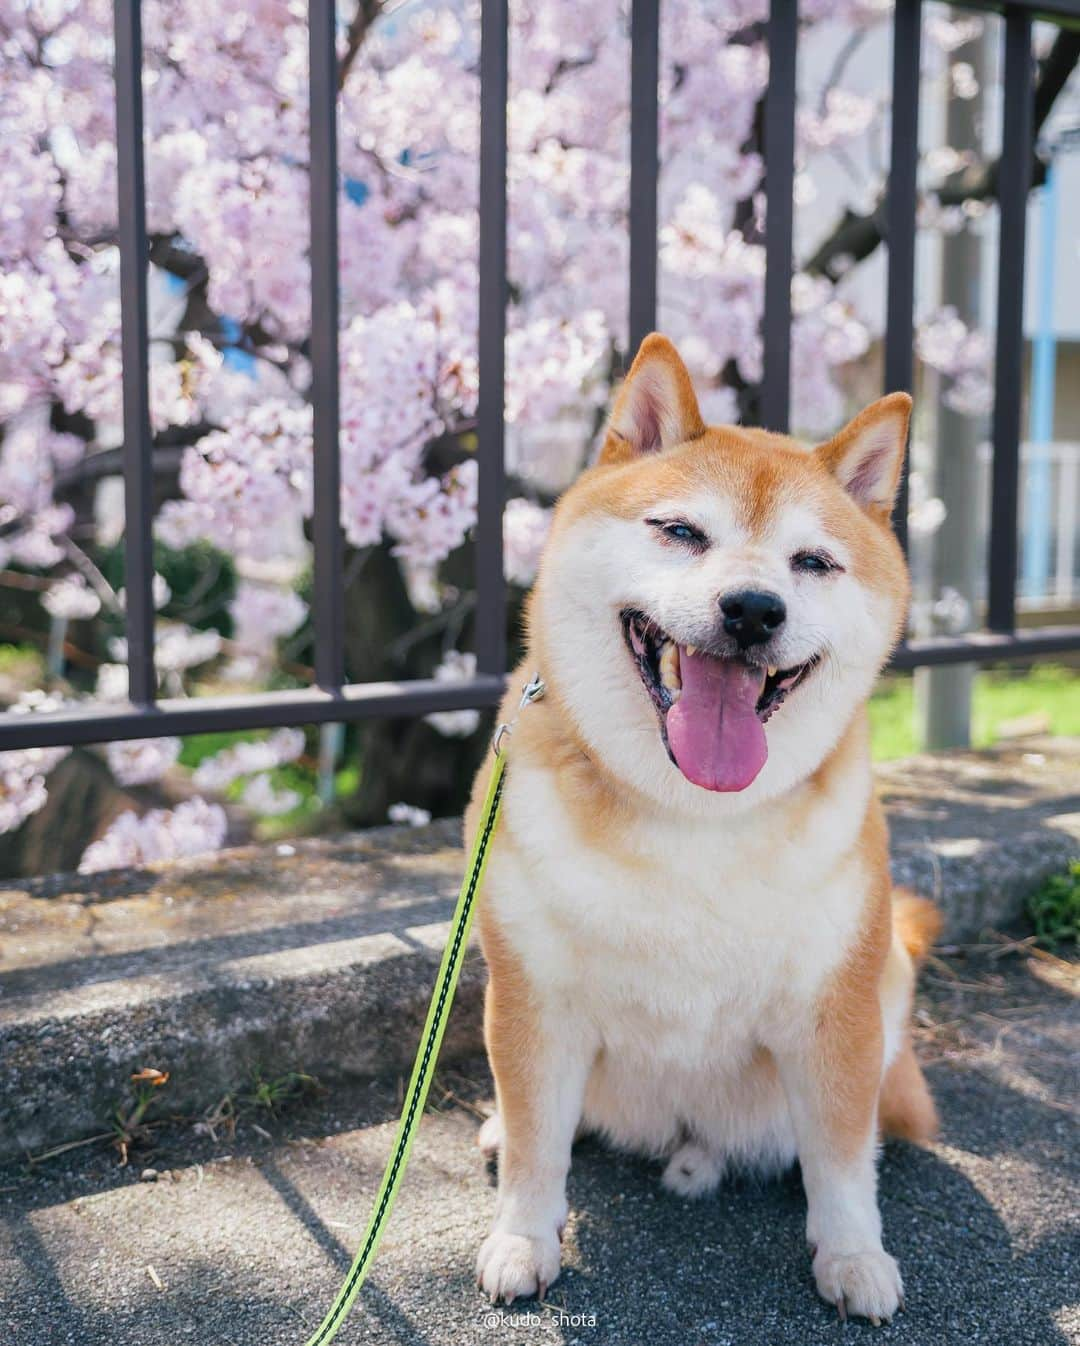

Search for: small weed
xmin=111 ymin=1068 xmax=170 ymax=1165
xmin=196 ymin=1092 xmax=238 ymax=1144
xmin=242 ymin=1068 xmax=319 ymax=1116
xmin=26 ymin=1064 xmax=322 ymax=1171
xmin=196 ymin=1068 xmax=321 ymax=1140
xmin=1027 ymin=861 xmax=1080 ymax=949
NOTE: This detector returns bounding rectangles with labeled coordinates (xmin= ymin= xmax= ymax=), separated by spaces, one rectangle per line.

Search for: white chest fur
xmin=485 ymin=750 xmax=875 ymax=1069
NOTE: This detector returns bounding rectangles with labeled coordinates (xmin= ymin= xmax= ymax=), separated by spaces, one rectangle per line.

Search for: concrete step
xmin=0 ymin=820 xmax=486 ymax=1163
xmin=1 ymin=949 xmax=1076 ymax=1346
xmin=1 ymin=738 xmax=1078 ymax=1165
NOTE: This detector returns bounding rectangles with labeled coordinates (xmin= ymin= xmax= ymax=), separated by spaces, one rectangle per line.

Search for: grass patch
xmin=0 ymin=642 xmax=45 ymax=693
xmin=870 ymin=664 xmax=1080 ymax=761
xmin=177 ymin=730 xmax=258 ymax=770
xmin=1027 ymin=861 xmax=1080 ymax=949
xmin=243 ymin=1068 xmax=319 ymax=1115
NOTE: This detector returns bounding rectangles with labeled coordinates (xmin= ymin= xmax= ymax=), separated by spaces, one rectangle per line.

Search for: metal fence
xmin=2 ymin=0 xmax=1080 ymax=754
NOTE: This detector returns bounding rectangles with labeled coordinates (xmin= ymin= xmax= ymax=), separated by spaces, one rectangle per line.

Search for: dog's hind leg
xmin=479 ymin=1110 xmax=592 ymax=1161
xmin=879 ymin=891 xmax=940 ymax=1143
xmin=879 ymin=1038 xmax=937 ymax=1142
xmin=477 ymin=1111 xmax=503 ymax=1159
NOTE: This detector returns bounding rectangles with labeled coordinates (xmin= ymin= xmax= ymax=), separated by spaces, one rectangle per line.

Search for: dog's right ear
xmin=598 ymin=334 xmax=706 ymax=466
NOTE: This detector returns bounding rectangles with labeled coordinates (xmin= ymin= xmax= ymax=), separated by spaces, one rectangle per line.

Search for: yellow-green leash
xmin=302 ymin=674 xmax=545 ymax=1346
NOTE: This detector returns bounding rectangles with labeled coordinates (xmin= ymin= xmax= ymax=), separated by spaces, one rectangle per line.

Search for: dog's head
xmin=529 ymin=334 xmax=911 ymax=811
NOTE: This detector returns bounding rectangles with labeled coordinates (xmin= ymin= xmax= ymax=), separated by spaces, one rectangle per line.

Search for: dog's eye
xmin=647 ymin=518 xmax=707 ymax=548
xmin=791 ymin=550 xmax=840 ymax=575
xmin=665 ymin=523 xmax=699 ymax=543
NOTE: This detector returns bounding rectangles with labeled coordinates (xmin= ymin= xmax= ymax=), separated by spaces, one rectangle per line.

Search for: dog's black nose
xmin=720 ymin=589 xmax=786 ymax=648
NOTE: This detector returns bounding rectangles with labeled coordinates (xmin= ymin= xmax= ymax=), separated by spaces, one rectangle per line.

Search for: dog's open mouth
xmin=621 ymin=609 xmax=819 ymax=793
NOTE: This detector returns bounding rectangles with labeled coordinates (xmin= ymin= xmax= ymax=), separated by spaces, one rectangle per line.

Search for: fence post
xmin=629 ymin=0 xmax=660 ymax=357
xmin=761 ymin=0 xmax=797 ymax=433
xmin=113 ymin=0 xmax=156 ymax=706
xmin=884 ymin=0 xmax=922 ymax=552
xmin=475 ymin=0 xmax=509 ymax=678
xmin=308 ymin=0 xmax=345 ymax=693
xmin=987 ymin=7 xmax=1034 ymax=635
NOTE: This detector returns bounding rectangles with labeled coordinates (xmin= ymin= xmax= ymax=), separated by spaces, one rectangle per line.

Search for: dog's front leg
xmin=475 ymin=948 xmax=593 ymax=1304
xmin=774 ymin=999 xmax=903 ymax=1325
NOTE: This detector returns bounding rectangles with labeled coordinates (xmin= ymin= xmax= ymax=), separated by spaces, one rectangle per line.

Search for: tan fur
xmin=812 ymin=803 xmax=892 ymax=1161
xmin=877 ymin=890 xmax=942 ymax=1142
xmin=879 ymin=1040 xmax=939 ymax=1142
xmin=600 ymin=332 xmax=706 ymax=464
xmin=468 ymin=335 xmax=938 ymax=1321
xmin=892 ymin=888 xmax=944 ymax=964
xmin=478 ymin=899 xmax=543 ymax=1161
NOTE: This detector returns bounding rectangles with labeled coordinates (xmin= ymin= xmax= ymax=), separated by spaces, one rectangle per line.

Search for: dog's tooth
xmin=767 ymin=665 xmax=778 ymax=678
xmin=659 ymin=640 xmax=682 ymax=693
xmin=685 ymin=644 xmax=697 ymax=656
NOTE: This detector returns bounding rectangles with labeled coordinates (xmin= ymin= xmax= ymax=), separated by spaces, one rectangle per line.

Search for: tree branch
xmin=53 ymin=431 xmax=210 ymax=495
xmin=805 ymin=29 xmax=1080 ymax=283
xmin=338 ymin=0 xmax=384 ymax=91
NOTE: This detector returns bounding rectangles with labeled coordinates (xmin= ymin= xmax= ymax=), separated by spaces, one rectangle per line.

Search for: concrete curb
xmin=1 ymin=739 xmax=1078 ymax=1163
xmin=0 ymin=821 xmax=484 ymax=1163
xmin=879 ymin=737 xmax=1080 ymax=935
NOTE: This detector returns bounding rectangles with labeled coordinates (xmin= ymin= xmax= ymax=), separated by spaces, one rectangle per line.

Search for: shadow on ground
xmin=1 ymin=951 xmax=1076 ymax=1346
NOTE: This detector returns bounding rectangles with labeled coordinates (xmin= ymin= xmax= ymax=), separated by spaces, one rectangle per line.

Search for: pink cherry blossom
xmin=191 ymin=728 xmax=305 ymax=792
xmin=42 ymin=574 xmax=102 ymax=620
xmin=503 ymin=497 xmax=552 ymax=588
xmin=105 ymin=737 xmax=182 ymax=786
xmin=0 ymin=746 xmax=70 ymax=835
xmin=425 ymin=650 xmax=482 ymax=738
xmin=388 ymin=801 xmax=432 ymax=827
xmin=79 ymin=797 xmax=228 ymax=873
xmin=241 ymin=773 xmax=302 ymax=816
xmin=228 ymin=582 xmax=308 ymax=661
xmin=0 ymin=0 xmax=993 ymax=860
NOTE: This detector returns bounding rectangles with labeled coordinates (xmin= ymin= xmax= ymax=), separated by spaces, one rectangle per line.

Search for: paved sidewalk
xmin=3 ymin=737 xmax=1079 ymax=1164
xmin=1 ymin=948 xmax=1076 ymax=1346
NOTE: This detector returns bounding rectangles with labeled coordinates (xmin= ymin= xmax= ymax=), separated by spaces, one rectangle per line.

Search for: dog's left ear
xmin=815 ymin=393 xmax=912 ymax=523
xmin=599 ymin=333 xmax=706 ymax=466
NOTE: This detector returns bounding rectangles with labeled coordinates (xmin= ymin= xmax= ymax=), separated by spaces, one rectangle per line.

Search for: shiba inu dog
xmin=466 ymin=334 xmax=941 ymax=1324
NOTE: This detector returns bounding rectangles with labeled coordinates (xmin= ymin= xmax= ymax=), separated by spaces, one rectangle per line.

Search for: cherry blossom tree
xmin=0 ymin=0 xmax=1075 ymax=872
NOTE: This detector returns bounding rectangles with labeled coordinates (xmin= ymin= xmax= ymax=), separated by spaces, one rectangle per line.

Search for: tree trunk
xmin=338 ymin=541 xmax=520 ymax=828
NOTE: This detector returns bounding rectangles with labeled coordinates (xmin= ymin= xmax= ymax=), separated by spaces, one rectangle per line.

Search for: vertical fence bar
xmin=308 ymin=0 xmax=344 ymax=691
xmin=883 ymin=0 xmax=922 ymax=553
xmin=475 ymin=0 xmax=509 ymax=677
xmin=987 ymin=7 xmax=1033 ymax=634
xmin=113 ymin=0 xmax=156 ymax=706
xmin=629 ymin=0 xmax=660 ymax=357
xmin=1057 ymin=448 xmax=1077 ymax=606
xmin=761 ymin=0 xmax=798 ymax=433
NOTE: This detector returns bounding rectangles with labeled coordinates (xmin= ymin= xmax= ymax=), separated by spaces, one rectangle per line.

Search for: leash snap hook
xmin=492 ymin=671 xmax=546 ymax=758
xmin=518 ymin=671 xmax=546 ymax=709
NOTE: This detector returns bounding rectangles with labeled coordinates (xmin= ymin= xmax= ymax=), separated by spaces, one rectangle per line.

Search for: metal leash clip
xmin=492 ymin=671 xmax=546 ymax=757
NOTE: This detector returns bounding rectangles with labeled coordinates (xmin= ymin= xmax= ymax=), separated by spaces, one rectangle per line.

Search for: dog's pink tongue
xmin=666 ymin=650 xmax=768 ymax=792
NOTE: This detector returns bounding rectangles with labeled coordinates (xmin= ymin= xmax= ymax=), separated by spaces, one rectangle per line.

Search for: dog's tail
xmin=892 ymin=888 xmax=942 ymax=965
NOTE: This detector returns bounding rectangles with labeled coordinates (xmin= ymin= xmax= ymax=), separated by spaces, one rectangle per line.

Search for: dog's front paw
xmin=813 ymin=1247 xmax=903 ymax=1324
xmin=476 ymin=1227 xmax=561 ymax=1304
xmin=661 ymin=1140 xmax=724 ymax=1199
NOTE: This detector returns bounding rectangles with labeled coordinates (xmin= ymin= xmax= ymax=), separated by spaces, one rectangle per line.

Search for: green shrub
xmin=1027 ymin=861 xmax=1080 ymax=948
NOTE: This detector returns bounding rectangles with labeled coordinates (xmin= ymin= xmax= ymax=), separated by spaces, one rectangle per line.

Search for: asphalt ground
xmin=1 ymin=943 xmax=1076 ymax=1346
